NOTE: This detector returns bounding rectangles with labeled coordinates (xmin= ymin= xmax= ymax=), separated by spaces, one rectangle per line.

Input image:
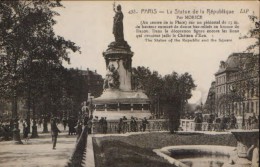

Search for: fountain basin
xmin=230 ymin=129 xmax=259 ymax=158
xmin=154 ymin=145 xmax=237 ymax=167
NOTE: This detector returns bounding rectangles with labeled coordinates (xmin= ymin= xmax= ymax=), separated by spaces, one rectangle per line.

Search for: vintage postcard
xmin=0 ymin=0 xmax=259 ymax=167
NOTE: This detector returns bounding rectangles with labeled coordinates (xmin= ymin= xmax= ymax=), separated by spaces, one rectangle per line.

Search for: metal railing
xmin=92 ymin=119 xmax=169 ymax=134
xmin=66 ymin=125 xmax=88 ymax=167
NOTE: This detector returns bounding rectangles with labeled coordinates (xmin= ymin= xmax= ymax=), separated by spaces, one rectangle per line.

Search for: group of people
xmin=0 ymin=121 xmax=12 ymax=141
xmin=93 ymin=116 xmax=150 ymax=134
xmin=98 ymin=117 xmax=108 ymax=134
xmin=118 ymin=116 xmax=149 ymax=133
xmin=50 ymin=115 xmax=93 ymax=149
xmin=247 ymin=114 xmax=259 ymax=130
xmin=193 ymin=113 xmax=238 ymax=131
xmin=193 ymin=113 xmax=259 ymax=131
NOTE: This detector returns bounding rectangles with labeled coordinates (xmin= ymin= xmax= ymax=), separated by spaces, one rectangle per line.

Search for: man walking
xmin=51 ymin=118 xmax=61 ymax=150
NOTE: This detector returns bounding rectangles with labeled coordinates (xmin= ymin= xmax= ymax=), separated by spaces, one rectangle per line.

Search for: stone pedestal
xmin=93 ymin=41 xmax=151 ymax=120
xmin=103 ymin=42 xmax=133 ymax=91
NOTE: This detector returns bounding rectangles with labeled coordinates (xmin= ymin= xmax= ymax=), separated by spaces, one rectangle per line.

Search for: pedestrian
xmin=118 ymin=118 xmax=123 ymax=134
xmin=207 ymin=115 xmax=214 ymax=131
xmin=214 ymin=117 xmax=221 ymax=131
xmin=38 ymin=118 xmax=42 ymax=128
xmin=251 ymin=114 xmax=258 ymax=129
xmin=99 ymin=117 xmax=104 ymax=133
xmin=62 ymin=118 xmax=67 ymax=131
xmin=122 ymin=116 xmax=128 ymax=133
xmin=194 ymin=114 xmax=202 ymax=131
xmin=103 ymin=117 xmax=108 ymax=134
xmin=23 ymin=120 xmax=29 ymax=143
xmin=84 ymin=116 xmax=89 ymax=126
xmin=130 ymin=116 xmax=135 ymax=132
xmin=247 ymin=116 xmax=252 ymax=130
xmin=87 ymin=119 xmax=92 ymax=134
xmin=142 ymin=117 xmax=149 ymax=132
xmin=230 ymin=113 xmax=237 ymax=129
xmin=75 ymin=121 xmax=82 ymax=139
xmin=51 ymin=118 xmax=61 ymax=150
xmin=220 ymin=116 xmax=226 ymax=131
xmin=68 ymin=117 xmax=74 ymax=135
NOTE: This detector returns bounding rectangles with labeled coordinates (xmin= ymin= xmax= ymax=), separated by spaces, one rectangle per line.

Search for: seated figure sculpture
xmin=103 ymin=64 xmax=120 ymax=90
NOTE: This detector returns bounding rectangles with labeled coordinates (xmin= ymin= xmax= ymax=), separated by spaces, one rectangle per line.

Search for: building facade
xmin=206 ymin=53 xmax=259 ymax=117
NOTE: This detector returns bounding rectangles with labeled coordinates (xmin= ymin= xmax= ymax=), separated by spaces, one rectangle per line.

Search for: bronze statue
xmin=113 ymin=4 xmax=124 ymax=42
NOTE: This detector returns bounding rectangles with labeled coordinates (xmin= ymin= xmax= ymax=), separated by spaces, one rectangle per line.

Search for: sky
xmin=53 ymin=1 xmax=259 ymax=104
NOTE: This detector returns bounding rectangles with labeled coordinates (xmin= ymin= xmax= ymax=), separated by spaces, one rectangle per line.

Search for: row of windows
xmin=216 ymin=75 xmax=226 ymax=85
xmin=216 ymin=85 xmax=226 ymax=94
xmin=217 ymin=101 xmax=259 ymax=114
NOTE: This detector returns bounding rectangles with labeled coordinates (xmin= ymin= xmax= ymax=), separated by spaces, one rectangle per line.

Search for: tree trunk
xmin=42 ymin=118 xmax=48 ymax=133
xmin=12 ymin=91 xmax=23 ymax=144
xmin=27 ymin=87 xmax=31 ymax=133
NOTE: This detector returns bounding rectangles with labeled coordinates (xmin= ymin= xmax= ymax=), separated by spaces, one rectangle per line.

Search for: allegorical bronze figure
xmin=113 ymin=4 xmax=124 ymax=42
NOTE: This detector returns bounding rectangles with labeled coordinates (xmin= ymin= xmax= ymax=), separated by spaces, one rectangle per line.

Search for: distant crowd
xmin=1 ymin=113 xmax=259 ymax=141
xmin=93 ymin=116 xmax=149 ymax=134
xmin=191 ymin=113 xmax=259 ymax=131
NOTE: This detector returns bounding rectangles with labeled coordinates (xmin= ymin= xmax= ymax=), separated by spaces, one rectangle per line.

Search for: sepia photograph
xmin=0 ymin=0 xmax=259 ymax=167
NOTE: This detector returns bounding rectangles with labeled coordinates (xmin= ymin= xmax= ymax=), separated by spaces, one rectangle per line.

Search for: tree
xmin=0 ymin=1 xmax=80 ymax=142
xmin=132 ymin=66 xmax=163 ymax=116
xmin=239 ymin=13 xmax=259 ymax=70
xmin=132 ymin=67 xmax=196 ymax=132
xmin=161 ymin=72 xmax=196 ymax=133
xmin=62 ymin=68 xmax=89 ymax=118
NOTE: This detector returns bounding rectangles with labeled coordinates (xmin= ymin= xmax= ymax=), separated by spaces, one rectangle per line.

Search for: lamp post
xmin=88 ymin=93 xmax=94 ymax=118
xmin=31 ymin=59 xmax=40 ymax=138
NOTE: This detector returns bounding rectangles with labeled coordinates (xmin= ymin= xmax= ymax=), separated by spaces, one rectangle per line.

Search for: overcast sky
xmin=53 ymin=1 xmax=259 ymax=104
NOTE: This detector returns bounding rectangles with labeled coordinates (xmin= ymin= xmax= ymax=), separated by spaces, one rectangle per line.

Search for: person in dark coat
xmin=142 ymin=117 xmax=149 ymax=132
xmin=103 ymin=117 xmax=108 ymax=134
xmin=51 ymin=118 xmax=61 ymax=149
xmin=68 ymin=117 xmax=73 ymax=135
xmin=130 ymin=116 xmax=135 ymax=132
xmin=230 ymin=114 xmax=237 ymax=129
xmin=23 ymin=120 xmax=29 ymax=142
xmin=118 ymin=118 xmax=123 ymax=134
xmin=62 ymin=118 xmax=67 ymax=131
xmin=75 ymin=121 xmax=82 ymax=139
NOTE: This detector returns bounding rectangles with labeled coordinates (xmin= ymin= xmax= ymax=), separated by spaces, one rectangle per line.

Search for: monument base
xmin=93 ymin=89 xmax=151 ymax=120
xmin=93 ymin=110 xmax=152 ymax=120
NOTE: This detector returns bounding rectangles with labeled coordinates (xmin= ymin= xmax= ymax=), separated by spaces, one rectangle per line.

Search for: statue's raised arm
xmin=113 ymin=4 xmax=124 ymax=43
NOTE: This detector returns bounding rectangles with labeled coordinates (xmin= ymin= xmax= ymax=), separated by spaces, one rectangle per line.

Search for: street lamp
xmin=88 ymin=93 xmax=94 ymax=118
xmin=31 ymin=59 xmax=40 ymax=138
